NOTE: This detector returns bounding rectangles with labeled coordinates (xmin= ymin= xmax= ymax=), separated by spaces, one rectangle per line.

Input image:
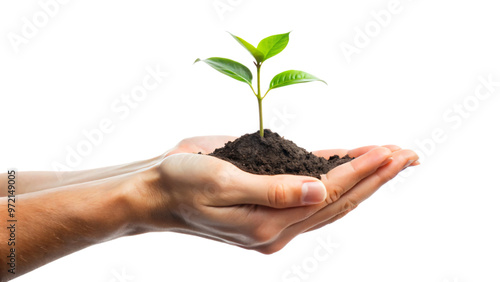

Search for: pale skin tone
xmin=0 ymin=136 xmax=419 ymax=281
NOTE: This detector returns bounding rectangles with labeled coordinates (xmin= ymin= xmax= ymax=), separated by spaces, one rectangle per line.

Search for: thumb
xmin=233 ymin=173 xmax=327 ymax=208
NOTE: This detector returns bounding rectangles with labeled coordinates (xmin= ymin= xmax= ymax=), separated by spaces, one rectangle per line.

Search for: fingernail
xmin=302 ymin=182 xmax=327 ymax=204
xmin=403 ymin=160 xmax=415 ymax=169
xmin=412 ymin=161 xmax=421 ymax=166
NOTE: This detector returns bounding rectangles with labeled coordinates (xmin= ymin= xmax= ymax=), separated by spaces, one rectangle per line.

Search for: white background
xmin=1 ymin=0 xmax=499 ymax=281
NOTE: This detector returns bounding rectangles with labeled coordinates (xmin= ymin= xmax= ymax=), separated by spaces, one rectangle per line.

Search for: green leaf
xmin=195 ymin=57 xmax=253 ymax=86
xmin=229 ymin=33 xmax=264 ymax=63
xmin=257 ymin=32 xmax=290 ymax=62
xmin=268 ymin=70 xmax=326 ymax=90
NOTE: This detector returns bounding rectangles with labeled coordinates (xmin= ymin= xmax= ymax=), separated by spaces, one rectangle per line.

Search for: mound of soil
xmin=209 ymin=129 xmax=353 ymax=179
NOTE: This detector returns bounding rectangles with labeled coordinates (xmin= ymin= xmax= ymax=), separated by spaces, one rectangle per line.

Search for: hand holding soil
xmin=136 ymin=135 xmax=419 ymax=254
xmin=0 ymin=134 xmax=418 ymax=279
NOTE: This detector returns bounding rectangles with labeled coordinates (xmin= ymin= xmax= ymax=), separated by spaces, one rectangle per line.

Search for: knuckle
xmin=342 ymin=198 xmax=358 ymax=212
xmin=211 ymin=163 xmax=232 ymax=187
xmin=267 ymin=180 xmax=287 ymax=208
xmin=326 ymin=183 xmax=343 ymax=204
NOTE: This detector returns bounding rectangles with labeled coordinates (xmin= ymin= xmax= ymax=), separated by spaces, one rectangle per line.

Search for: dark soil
xmin=208 ymin=129 xmax=353 ymax=179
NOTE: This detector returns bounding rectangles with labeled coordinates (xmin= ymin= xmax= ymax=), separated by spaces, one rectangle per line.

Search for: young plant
xmin=195 ymin=32 xmax=326 ymax=137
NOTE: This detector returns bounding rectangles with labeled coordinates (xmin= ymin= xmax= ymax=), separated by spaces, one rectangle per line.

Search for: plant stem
xmin=256 ymin=63 xmax=264 ymax=137
xmin=257 ymin=98 xmax=263 ymax=137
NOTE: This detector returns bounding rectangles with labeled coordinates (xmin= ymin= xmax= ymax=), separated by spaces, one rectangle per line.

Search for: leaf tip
xmin=193 ymin=58 xmax=201 ymax=64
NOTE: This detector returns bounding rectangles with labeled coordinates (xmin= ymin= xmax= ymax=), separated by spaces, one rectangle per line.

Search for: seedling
xmin=195 ymin=32 xmax=326 ymax=137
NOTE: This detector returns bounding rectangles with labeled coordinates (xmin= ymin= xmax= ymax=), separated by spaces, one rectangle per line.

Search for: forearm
xmin=0 ymin=172 xmax=146 ymax=281
xmin=0 ymin=153 xmax=166 ymax=196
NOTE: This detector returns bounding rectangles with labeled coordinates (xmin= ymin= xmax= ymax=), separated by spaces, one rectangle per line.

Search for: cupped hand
xmin=257 ymin=145 xmax=419 ymax=253
xmin=138 ymin=138 xmax=419 ymax=254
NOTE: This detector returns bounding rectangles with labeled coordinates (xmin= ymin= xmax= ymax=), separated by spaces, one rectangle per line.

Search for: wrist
xmin=120 ymin=163 xmax=178 ymax=233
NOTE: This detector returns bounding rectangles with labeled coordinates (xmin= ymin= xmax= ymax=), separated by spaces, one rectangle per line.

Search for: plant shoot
xmin=195 ymin=32 xmax=326 ymax=137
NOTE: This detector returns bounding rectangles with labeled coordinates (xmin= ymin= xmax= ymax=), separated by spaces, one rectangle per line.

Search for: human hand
xmin=131 ymin=141 xmax=418 ymax=254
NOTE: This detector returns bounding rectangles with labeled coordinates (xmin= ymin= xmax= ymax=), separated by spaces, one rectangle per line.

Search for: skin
xmin=0 ymin=136 xmax=419 ymax=281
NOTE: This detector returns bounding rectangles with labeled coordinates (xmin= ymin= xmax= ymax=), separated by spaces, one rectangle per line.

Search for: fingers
xmin=304 ymin=149 xmax=419 ymax=233
xmin=312 ymin=144 xmax=401 ymax=159
xmin=342 ymin=149 xmax=419 ymax=203
xmin=268 ymin=149 xmax=418 ymax=251
xmin=321 ymin=147 xmax=392 ymax=204
xmin=237 ymin=147 xmax=394 ymax=237
xmin=220 ymin=146 xmax=418 ymax=254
